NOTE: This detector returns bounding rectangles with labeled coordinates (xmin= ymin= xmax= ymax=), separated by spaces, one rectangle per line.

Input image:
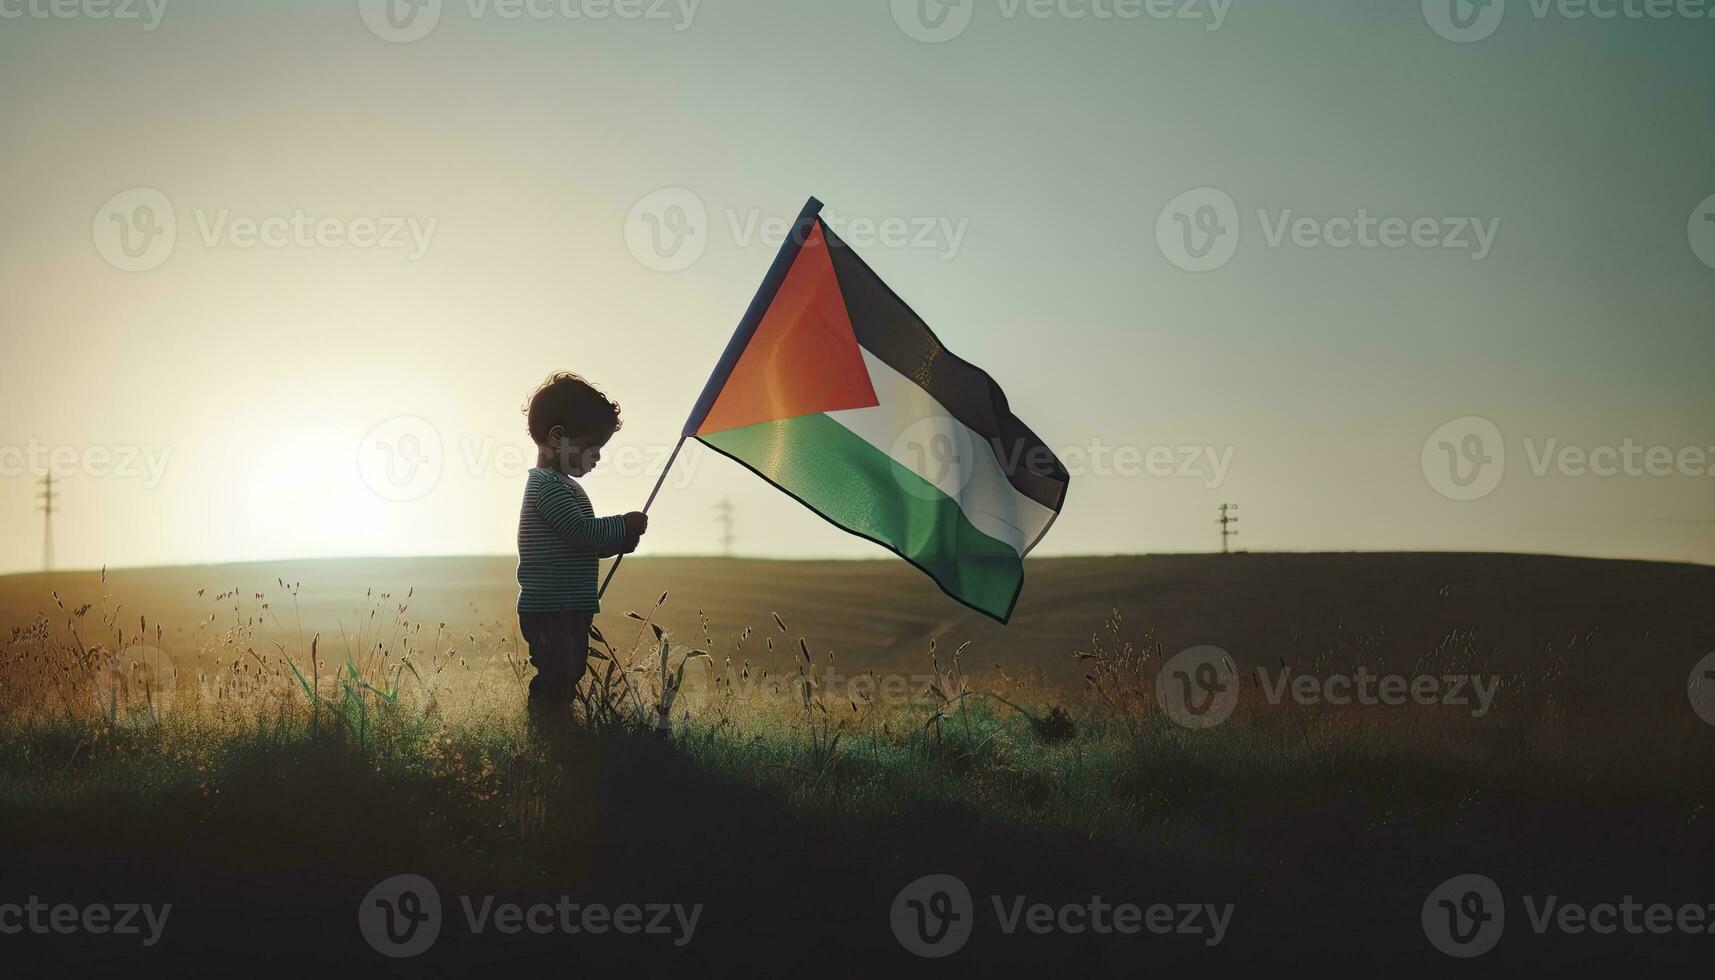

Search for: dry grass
xmin=2 ymin=570 xmax=1713 ymax=856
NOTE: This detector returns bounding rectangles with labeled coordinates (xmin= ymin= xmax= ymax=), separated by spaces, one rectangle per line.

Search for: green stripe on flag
xmin=699 ymin=413 xmax=1025 ymax=621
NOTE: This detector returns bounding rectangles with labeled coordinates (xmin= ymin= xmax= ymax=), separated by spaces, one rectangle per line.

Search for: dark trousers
xmin=519 ymin=609 xmax=594 ymax=714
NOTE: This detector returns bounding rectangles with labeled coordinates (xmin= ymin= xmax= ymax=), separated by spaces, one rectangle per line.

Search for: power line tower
xmin=36 ymin=473 xmax=56 ymax=571
xmin=1216 ymin=502 xmax=1238 ymax=555
xmin=712 ymin=497 xmax=735 ymax=557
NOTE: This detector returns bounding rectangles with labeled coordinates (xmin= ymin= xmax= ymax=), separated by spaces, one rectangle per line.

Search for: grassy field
xmin=2 ymin=553 xmax=1713 ymax=977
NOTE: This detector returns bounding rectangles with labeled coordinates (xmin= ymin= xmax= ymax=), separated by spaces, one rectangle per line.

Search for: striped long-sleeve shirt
xmin=517 ymin=468 xmax=628 ymax=613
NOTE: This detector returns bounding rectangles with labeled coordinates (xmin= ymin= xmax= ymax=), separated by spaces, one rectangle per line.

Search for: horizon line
xmin=3 ymin=548 xmax=1711 ymax=580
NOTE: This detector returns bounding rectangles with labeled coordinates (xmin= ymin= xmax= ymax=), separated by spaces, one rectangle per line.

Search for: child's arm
xmin=594 ymin=534 xmax=641 ymax=559
xmin=534 ymin=478 xmax=628 ymax=550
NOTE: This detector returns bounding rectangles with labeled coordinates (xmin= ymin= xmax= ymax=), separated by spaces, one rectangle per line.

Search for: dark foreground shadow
xmin=2 ymin=725 xmax=1711 ymax=979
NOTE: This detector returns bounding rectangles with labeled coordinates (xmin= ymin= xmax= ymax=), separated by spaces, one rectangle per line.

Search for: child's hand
xmin=623 ymin=511 xmax=649 ymax=537
xmin=619 ymin=534 xmax=641 ymax=555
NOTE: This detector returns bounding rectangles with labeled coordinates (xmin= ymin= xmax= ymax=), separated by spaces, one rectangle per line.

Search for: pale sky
xmin=2 ymin=0 xmax=1712 ymax=574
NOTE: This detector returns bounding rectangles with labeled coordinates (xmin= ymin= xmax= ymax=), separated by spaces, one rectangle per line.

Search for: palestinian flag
xmin=682 ymin=198 xmax=1068 ymax=623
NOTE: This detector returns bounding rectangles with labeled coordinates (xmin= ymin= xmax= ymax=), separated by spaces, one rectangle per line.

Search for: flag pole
xmin=595 ymin=435 xmax=684 ymax=600
xmin=597 ymin=196 xmax=826 ymax=602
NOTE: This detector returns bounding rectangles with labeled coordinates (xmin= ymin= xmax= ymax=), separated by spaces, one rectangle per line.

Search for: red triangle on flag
xmin=695 ymin=222 xmax=880 ymax=436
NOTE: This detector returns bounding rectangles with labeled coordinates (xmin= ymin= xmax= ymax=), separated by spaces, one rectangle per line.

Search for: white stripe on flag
xmin=824 ymin=349 xmax=1058 ymax=556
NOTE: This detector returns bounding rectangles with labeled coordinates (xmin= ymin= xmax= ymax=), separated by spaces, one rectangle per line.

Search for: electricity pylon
xmin=1217 ymin=503 xmax=1238 ymax=555
xmin=36 ymin=473 xmax=56 ymax=571
xmin=713 ymin=497 xmax=735 ymax=557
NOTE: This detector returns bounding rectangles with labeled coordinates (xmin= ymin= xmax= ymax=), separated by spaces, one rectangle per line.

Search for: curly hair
xmin=524 ymin=372 xmax=622 ymax=444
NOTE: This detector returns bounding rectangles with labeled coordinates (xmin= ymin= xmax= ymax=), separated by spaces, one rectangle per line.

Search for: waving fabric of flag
xmin=684 ymin=198 xmax=1068 ymax=622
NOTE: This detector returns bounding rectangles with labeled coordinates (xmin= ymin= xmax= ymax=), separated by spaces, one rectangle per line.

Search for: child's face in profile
xmin=545 ymin=426 xmax=612 ymax=477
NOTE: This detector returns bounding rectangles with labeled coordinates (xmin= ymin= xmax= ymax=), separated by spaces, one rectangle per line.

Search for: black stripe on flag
xmin=820 ymin=221 xmax=1069 ymax=513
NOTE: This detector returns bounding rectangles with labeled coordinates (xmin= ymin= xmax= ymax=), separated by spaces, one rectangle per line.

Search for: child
xmin=517 ymin=372 xmax=648 ymax=725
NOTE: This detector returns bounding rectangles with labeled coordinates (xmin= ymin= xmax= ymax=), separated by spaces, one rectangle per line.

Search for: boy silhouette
xmin=517 ymin=373 xmax=648 ymax=726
